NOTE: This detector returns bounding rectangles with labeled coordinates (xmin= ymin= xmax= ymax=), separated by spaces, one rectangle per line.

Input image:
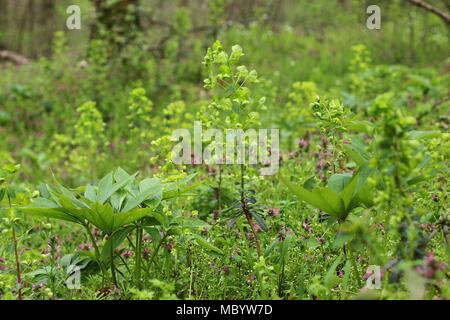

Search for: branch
xmin=407 ymin=0 xmax=450 ymax=25
xmin=0 ymin=50 xmax=29 ymax=65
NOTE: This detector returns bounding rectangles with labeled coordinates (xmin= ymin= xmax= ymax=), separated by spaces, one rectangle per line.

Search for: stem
xmin=84 ymin=224 xmax=106 ymax=285
xmin=349 ymin=248 xmax=362 ymax=288
xmin=189 ymin=263 xmax=194 ymax=299
xmin=278 ymin=260 xmax=285 ymax=297
xmin=218 ymin=165 xmax=222 ymax=214
xmin=12 ymin=227 xmax=22 ymax=300
xmin=135 ymin=225 xmax=143 ymax=289
xmin=49 ymin=237 xmax=56 ymax=299
xmin=240 ymin=164 xmax=262 ymax=257
xmin=146 ymin=233 xmax=167 ymax=278
xmin=109 ymin=234 xmax=117 ymax=287
xmin=7 ymin=194 xmax=22 ymax=300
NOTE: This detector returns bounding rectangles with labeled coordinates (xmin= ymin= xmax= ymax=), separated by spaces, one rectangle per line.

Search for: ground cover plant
xmin=0 ymin=0 xmax=449 ymax=300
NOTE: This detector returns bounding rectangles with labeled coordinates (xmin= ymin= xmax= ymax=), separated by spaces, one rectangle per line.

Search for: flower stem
xmin=8 ymin=194 xmax=22 ymax=300
xmin=109 ymin=234 xmax=118 ymax=287
xmin=135 ymin=225 xmax=143 ymax=289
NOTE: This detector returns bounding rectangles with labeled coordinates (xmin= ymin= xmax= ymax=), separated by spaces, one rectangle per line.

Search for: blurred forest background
xmin=1 ymin=0 xmax=448 ymax=65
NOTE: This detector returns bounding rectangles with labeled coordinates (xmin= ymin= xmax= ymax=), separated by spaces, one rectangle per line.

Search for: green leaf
xmin=342 ymin=165 xmax=373 ymax=212
xmin=31 ymin=197 xmax=59 ymax=208
xmin=101 ymin=226 xmax=134 ymax=263
xmin=85 ymin=202 xmax=155 ymax=234
xmin=143 ymin=226 xmax=161 ymax=243
xmin=306 ymin=237 xmax=320 ymax=249
xmin=192 ymin=235 xmax=223 ymax=255
xmin=251 ymin=211 xmax=268 ymax=232
xmin=342 ymin=260 xmax=352 ymax=291
xmin=162 ymin=173 xmax=198 ymax=199
xmin=20 ymin=207 xmax=82 ymax=224
xmin=83 ymin=203 xmax=115 ymax=233
xmin=405 ymin=130 xmax=440 ymax=140
xmin=324 ymin=255 xmax=342 ymax=289
xmin=340 ymin=174 xmax=358 ymax=211
xmin=170 ymin=216 xmax=208 ymax=229
xmin=343 ymin=138 xmax=370 ymax=166
xmin=0 ymin=188 xmax=6 ymax=202
xmin=122 ymin=178 xmax=161 ymax=212
xmin=53 ymin=183 xmax=89 ymax=209
xmin=280 ymin=235 xmax=292 ymax=263
xmin=146 ymin=210 xmax=168 ymax=228
xmin=97 ymin=171 xmax=136 ymax=204
xmin=303 ymin=176 xmax=316 ymax=191
xmin=84 ymin=185 xmax=97 ymax=202
xmin=281 ymin=175 xmax=341 ymax=216
xmin=112 ymin=208 xmax=155 ymax=232
xmin=346 ymin=120 xmax=374 ymax=134
xmin=328 ymin=173 xmax=352 ymax=193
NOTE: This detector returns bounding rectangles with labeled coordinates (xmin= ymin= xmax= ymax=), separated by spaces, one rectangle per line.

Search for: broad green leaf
xmin=145 ymin=210 xmax=168 ymax=228
xmin=342 ymin=165 xmax=373 ymax=212
xmin=45 ymin=184 xmax=84 ymax=210
xmin=340 ymin=174 xmax=358 ymax=210
xmin=101 ymin=226 xmax=134 ymax=263
xmin=97 ymin=171 xmax=136 ymax=204
xmin=86 ymin=202 xmax=115 ymax=234
xmin=111 ymin=208 xmax=155 ymax=232
xmin=30 ymin=197 xmax=59 ymax=208
xmin=192 ymin=235 xmax=224 ymax=255
xmin=20 ymin=207 xmax=82 ymax=224
xmin=353 ymin=165 xmax=372 ymax=194
xmin=282 ymin=175 xmax=340 ymax=216
xmin=317 ymin=188 xmax=345 ymax=217
xmin=109 ymin=191 xmax=127 ymax=212
xmin=122 ymin=180 xmax=161 ymax=212
xmin=143 ymin=226 xmax=161 ymax=243
xmin=84 ymin=185 xmax=97 ymax=202
xmin=328 ymin=173 xmax=352 ymax=193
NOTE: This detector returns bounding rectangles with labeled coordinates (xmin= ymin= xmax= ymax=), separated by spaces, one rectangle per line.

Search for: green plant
xmin=0 ymin=161 xmax=23 ymax=300
xmin=21 ymin=167 xmax=191 ymax=286
xmin=201 ymin=40 xmax=268 ymax=257
xmin=282 ymin=165 xmax=374 ymax=223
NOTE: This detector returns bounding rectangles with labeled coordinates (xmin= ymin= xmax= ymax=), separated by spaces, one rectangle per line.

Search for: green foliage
xmin=0 ymin=2 xmax=449 ymax=300
xmin=49 ymin=101 xmax=107 ymax=181
xmin=282 ymin=165 xmax=374 ymax=222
